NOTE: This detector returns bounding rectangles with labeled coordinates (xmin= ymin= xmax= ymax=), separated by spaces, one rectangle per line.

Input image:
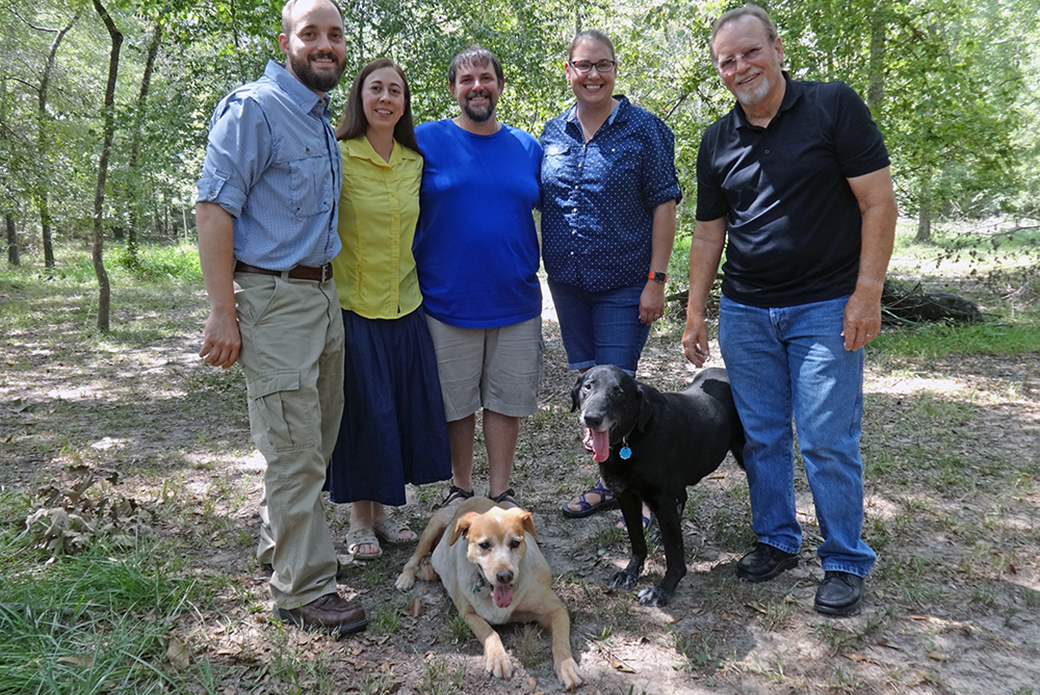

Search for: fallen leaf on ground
xmin=610 ymin=656 xmax=638 ymax=673
xmin=56 ymin=655 xmax=93 ymax=668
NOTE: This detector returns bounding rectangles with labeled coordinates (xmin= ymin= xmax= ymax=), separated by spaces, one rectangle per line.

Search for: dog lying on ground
xmin=572 ymin=364 xmax=744 ymax=607
xmin=395 ymin=498 xmax=582 ymax=690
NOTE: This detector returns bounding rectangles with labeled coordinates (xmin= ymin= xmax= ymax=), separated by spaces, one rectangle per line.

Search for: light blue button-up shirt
xmin=197 ymin=60 xmax=342 ymax=270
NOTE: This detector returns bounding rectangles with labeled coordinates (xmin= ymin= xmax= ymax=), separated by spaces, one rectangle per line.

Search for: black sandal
xmin=432 ymin=484 xmax=474 ymax=511
xmin=490 ymin=487 xmax=519 ymax=509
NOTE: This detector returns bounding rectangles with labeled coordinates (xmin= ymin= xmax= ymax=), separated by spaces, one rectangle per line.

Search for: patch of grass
xmin=671 ymin=629 xmax=722 ymax=673
xmin=873 ymin=320 xmax=1040 ymax=358
xmin=0 ymin=508 xmax=215 ymax=695
xmin=115 ymin=242 xmax=203 ymax=283
xmin=415 ymin=656 xmax=465 ymax=695
xmin=515 ymin=623 xmax=544 ymax=669
xmin=371 ymin=600 xmax=404 ymax=635
xmin=444 ymin=612 xmax=471 ymax=645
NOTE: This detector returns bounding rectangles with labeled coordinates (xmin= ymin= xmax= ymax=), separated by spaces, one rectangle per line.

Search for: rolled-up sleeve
xmin=197 ymin=96 xmax=272 ymax=218
xmin=641 ymin=118 xmax=682 ymax=209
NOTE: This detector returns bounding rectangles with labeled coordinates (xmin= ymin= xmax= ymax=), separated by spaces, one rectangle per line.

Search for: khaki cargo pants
xmin=235 ymin=271 xmax=344 ymax=610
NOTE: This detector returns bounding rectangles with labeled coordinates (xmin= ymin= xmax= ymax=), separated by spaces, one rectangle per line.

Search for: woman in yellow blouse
xmin=327 ymin=59 xmax=451 ymax=560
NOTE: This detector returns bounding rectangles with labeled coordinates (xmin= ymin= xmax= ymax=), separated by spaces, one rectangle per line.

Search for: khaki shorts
xmin=425 ymin=315 xmax=543 ymax=421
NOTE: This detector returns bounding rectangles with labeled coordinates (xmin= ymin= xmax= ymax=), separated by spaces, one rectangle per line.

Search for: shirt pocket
xmin=542 ymin=143 xmax=577 ymax=188
xmin=287 ymin=151 xmax=332 ymax=219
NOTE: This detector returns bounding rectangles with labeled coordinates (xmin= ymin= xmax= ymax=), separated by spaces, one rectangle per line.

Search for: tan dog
xmin=396 ymin=498 xmax=582 ymax=690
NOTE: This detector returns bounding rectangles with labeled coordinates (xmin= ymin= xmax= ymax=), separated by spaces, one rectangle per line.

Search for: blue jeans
xmin=547 ymin=278 xmax=650 ymax=374
xmin=719 ymin=295 xmax=876 ymax=577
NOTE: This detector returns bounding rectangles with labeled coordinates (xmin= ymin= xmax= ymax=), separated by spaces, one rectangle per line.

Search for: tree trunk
xmin=92 ymin=0 xmax=123 ymax=332
xmin=6 ymin=214 xmax=18 ymax=266
xmin=126 ymin=21 xmax=164 ymax=257
xmin=867 ymin=8 xmax=886 ymax=110
xmin=34 ymin=13 xmax=78 ymax=269
xmin=915 ymin=170 xmax=933 ymax=243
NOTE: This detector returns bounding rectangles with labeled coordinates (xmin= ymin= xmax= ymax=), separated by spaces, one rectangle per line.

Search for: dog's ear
xmin=448 ymin=512 xmax=478 ymax=546
xmin=570 ymin=372 xmax=586 ymax=412
xmin=635 ymin=383 xmax=654 ymax=432
xmin=515 ymin=509 xmax=537 ymax=538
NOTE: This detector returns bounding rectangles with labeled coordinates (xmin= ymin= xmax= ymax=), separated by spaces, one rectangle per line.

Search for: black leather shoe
xmin=275 ymin=593 xmax=368 ymax=636
xmin=735 ymin=542 xmax=799 ymax=582
xmin=814 ymin=571 xmax=864 ymax=617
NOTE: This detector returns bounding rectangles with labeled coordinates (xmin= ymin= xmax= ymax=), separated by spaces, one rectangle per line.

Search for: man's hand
xmin=199 ymin=308 xmax=241 ymax=368
xmin=841 ymin=287 xmax=882 ymax=352
xmin=682 ymin=313 xmax=710 ymax=367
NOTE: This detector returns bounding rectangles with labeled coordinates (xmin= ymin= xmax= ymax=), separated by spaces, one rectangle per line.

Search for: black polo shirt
xmin=696 ymin=74 xmax=890 ymax=308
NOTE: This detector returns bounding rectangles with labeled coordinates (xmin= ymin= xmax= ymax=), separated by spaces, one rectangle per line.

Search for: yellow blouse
xmin=332 ymin=136 xmax=423 ymax=319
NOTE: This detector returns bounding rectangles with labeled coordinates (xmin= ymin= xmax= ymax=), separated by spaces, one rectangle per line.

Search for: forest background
xmin=3 ymin=0 xmax=1040 ymax=296
xmin=3 ymin=2 xmax=1040 ymax=694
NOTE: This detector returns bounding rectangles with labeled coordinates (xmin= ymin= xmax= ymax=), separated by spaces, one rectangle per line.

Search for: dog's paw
xmin=484 ymin=645 xmax=513 ymax=680
xmin=557 ymin=658 xmax=583 ymax=690
xmin=609 ymin=569 xmax=639 ymax=591
xmin=636 ymin=585 xmax=669 ymax=607
xmin=394 ymin=571 xmax=415 ymax=590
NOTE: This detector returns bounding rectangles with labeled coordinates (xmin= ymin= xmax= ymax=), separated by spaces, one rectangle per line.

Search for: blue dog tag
xmin=619 ymin=446 xmax=632 ymax=459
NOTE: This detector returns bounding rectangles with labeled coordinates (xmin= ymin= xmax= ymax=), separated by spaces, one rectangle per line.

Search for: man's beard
xmin=734 ymin=70 xmax=771 ymax=107
xmin=463 ymin=91 xmax=496 ymax=123
xmin=288 ymin=50 xmax=345 ymax=93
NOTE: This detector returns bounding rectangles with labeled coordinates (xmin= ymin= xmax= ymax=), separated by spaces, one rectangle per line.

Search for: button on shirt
xmin=332 ymin=136 xmax=423 ymax=319
xmin=696 ymin=75 xmax=890 ymax=308
xmin=196 ymin=60 xmax=342 ymax=270
xmin=540 ymin=96 xmax=682 ymax=292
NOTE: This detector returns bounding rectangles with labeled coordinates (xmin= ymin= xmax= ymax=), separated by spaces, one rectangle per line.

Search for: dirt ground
xmin=2 ymin=274 xmax=1039 ymax=694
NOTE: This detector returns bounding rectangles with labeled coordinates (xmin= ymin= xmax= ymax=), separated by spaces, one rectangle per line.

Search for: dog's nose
xmin=496 ymin=569 xmax=514 ymax=585
xmin=583 ymin=414 xmax=604 ymax=429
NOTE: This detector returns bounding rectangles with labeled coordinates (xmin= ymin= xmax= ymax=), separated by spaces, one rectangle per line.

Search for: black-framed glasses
xmin=568 ymin=59 xmax=616 ymax=75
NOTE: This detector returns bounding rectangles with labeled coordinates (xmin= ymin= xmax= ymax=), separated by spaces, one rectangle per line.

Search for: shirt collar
xmin=344 ymin=135 xmax=420 ymax=168
xmin=264 ymin=59 xmax=332 ymax=118
xmin=565 ymin=94 xmax=628 ymax=126
xmin=733 ymin=72 xmax=800 ymax=129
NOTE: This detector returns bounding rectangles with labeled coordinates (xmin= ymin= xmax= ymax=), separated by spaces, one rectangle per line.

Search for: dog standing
xmin=572 ymin=364 xmax=745 ymax=606
xmin=396 ymin=498 xmax=582 ymax=690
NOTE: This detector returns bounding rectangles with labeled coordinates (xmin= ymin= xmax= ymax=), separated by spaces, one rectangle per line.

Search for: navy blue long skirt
xmin=326 ymin=307 xmax=452 ymax=505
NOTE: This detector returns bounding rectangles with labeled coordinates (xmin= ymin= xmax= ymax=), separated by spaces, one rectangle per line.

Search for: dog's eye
xmin=478 ymin=541 xmax=491 ymax=550
xmin=509 ymin=539 xmax=521 ymax=549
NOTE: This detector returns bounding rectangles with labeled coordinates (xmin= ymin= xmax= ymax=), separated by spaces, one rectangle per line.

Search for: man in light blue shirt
xmin=196 ymin=0 xmax=366 ymax=636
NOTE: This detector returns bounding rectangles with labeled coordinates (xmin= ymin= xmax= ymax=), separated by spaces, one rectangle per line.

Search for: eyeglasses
xmin=568 ymin=59 xmax=616 ymax=75
xmin=716 ymin=43 xmax=764 ymax=74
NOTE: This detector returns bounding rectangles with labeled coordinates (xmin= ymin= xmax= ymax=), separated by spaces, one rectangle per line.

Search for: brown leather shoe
xmin=275 ymin=593 xmax=367 ymax=636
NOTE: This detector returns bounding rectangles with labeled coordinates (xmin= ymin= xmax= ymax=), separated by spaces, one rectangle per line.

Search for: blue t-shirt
xmin=540 ymin=96 xmax=681 ymax=292
xmin=413 ymin=120 xmax=542 ymax=329
xmin=696 ymin=75 xmax=890 ymax=308
xmin=197 ymin=60 xmax=342 ymax=270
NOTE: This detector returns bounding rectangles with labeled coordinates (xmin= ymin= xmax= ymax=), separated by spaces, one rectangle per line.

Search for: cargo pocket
xmin=247 ymin=371 xmax=310 ymax=453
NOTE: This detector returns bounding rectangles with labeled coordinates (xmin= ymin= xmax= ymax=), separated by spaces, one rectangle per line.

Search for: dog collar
xmin=472 ymin=574 xmax=488 ymax=595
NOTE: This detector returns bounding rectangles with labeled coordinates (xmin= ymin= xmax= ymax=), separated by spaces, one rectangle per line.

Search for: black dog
xmin=571 ymin=365 xmax=744 ymax=606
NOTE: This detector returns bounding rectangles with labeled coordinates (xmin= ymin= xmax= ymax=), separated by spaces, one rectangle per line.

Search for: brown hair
xmin=568 ymin=29 xmax=616 ymax=62
xmin=335 ymin=58 xmax=421 ymax=155
xmin=448 ymin=46 xmax=504 ymax=88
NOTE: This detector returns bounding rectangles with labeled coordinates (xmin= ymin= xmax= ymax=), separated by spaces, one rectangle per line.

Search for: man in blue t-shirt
xmin=682 ymin=4 xmax=898 ymax=617
xmin=413 ymin=46 xmax=543 ymax=511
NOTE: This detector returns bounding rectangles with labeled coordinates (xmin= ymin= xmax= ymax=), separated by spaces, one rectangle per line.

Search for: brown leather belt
xmin=235 ymin=261 xmax=333 ymax=282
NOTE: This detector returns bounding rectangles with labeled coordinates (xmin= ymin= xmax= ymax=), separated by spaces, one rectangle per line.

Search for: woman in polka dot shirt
xmin=541 ymin=29 xmax=682 ymax=523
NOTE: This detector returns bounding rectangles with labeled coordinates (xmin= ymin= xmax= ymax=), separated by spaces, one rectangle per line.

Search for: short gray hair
xmin=710 ymin=3 xmax=778 ymax=64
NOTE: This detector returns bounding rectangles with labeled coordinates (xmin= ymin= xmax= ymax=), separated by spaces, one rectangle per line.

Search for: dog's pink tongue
xmin=591 ymin=429 xmax=610 ymax=462
xmin=492 ymin=584 xmax=513 ymax=608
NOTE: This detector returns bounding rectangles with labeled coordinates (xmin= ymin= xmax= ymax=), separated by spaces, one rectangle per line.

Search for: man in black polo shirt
xmin=682 ymin=3 xmax=898 ymax=617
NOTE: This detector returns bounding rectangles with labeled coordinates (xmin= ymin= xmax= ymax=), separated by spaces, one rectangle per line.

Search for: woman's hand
xmin=639 ymin=280 xmax=666 ymax=324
